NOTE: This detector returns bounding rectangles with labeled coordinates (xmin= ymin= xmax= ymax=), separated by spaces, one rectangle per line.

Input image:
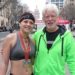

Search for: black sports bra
xmin=10 ymin=33 xmax=35 ymax=60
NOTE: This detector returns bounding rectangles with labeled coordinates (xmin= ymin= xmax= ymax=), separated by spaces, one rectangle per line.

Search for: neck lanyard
xmin=18 ymin=32 xmax=31 ymax=61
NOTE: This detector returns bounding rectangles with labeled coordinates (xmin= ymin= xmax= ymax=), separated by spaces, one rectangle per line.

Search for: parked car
xmin=0 ymin=26 xmax=7 ymax=32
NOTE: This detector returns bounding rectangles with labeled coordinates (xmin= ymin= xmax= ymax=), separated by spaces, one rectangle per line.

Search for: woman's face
xmin=19 ymin=19 xmax=34 ymax=34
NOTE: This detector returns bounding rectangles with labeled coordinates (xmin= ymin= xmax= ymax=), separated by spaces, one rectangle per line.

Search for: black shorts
xmin=10 ymin=73 xmax=13 ymax=75
xmin=31 ymin=73 xmax=34 ymax=75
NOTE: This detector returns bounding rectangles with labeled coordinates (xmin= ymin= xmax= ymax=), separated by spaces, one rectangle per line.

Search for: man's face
xmin=19 ymin=19 xmax=34 ymax=34
xmin=43 ymin=10 xmax=58 ymax=31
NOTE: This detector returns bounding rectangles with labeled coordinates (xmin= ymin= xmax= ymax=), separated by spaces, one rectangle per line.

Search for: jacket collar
xmin=43 ymin=25 xmax=66 ymax=36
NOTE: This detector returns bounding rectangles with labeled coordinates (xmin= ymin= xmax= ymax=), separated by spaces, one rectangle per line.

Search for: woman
xmin=1 ymin=12 xmax=35 ymax=75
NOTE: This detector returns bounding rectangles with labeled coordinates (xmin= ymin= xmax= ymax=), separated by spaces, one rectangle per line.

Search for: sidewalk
xmin=0 ymin=38 xmax=5 ymax=43
xmin=72 ymin=31 xmax=75 ymax=37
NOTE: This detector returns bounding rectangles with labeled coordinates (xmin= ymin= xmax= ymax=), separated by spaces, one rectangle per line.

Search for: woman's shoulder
xmin=6 ymin=33 xmax=16 ymax=39
xmin=3 ymin=33 xmax=17 ymax=44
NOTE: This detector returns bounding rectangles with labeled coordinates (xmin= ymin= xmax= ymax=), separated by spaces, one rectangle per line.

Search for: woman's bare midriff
xmin=10 ymin=59 xmax=33 ymax=75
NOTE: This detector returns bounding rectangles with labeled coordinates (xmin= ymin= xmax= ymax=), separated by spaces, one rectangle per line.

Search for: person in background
xmin=1 ymin=12 xmax=35 ymax=75
xmin=32 ymin=4 xmax=75 ymax=75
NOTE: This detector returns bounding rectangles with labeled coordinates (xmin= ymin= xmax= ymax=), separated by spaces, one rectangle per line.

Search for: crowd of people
xmin=0 ymin=3 xmax=75 ymax=75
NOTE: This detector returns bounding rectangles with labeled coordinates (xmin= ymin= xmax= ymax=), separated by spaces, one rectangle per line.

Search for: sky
xmin=20 ymin=0 xmax=46 ymax=11
xmin=19 ymin=0 xmax=46 ymax=19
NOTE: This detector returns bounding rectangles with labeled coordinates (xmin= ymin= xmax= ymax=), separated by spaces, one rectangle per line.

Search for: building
xmin=45 ymin=0 xmax=64 ymax=10
xmin=34 ymin=6 xmax=40 ymax=20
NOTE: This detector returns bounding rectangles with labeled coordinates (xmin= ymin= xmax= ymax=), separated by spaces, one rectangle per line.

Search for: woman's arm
xmin=1 ymin=35 xmax=13 ymax=75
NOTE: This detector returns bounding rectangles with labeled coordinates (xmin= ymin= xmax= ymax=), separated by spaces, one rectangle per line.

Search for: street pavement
xmin=0 ymin=31 xmax=10 ymax=53
xmin=0 ymin=31 xmax=10 ymax=42
xmin=0 ymin=31 xmax=75 ymax=75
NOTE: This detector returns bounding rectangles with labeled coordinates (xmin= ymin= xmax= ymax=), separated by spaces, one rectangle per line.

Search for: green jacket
xmin=32 ymin=27 xmax=75 ymax=75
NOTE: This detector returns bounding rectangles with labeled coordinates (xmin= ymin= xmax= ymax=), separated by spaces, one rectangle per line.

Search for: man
xmin=33 ymin=4 xmax=75 ymax=75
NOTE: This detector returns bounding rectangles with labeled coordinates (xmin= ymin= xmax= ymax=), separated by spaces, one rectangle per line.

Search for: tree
xmin=60 ymin=4 xmax=75 ymax=31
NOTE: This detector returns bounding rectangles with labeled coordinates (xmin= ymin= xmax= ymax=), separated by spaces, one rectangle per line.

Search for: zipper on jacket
xmin=60 ymin=36 xmax=64 ymax=56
